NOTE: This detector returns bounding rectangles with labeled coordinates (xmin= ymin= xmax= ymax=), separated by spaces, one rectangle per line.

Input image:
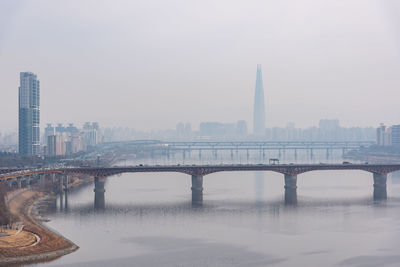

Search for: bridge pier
xmin=283 ymin=174 xmax=298 ymax=205
xmin=191 ymin=175 xmax=203 ymax=206
xmin=59 ymin=175 xmax=64 ymax=193
xmin=39 ymin=174 xmax=44 ymax=188
xmin=59 ymin=189 xmax=64 ymax=211
xmin=64 ymin=186 xmax=69 ymax=211
xmin=63 ymin=175 xmax=69 ymax=192
xmin=372 ymin=173 xmax=387 ymax=201
xmin=7 ymin=180 xmax=12 ymax=190
xmin=94 ymin=177 xmax=106 ymax=210
xmin=26 ymin=176 xmax=31 ymax=188
xmin=373 ymin=173 xmax=387 ymax=188
xmin=284 ymin=174 xmax=297 ymax=189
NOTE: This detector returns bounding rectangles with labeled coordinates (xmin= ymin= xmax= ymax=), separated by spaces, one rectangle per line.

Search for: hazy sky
xmin=1 ymin=0 xmax=400 ymax=131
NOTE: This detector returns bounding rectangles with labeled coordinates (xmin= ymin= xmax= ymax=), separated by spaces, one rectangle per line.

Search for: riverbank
xmin=0 ymin=189 xmax=79 ymax=266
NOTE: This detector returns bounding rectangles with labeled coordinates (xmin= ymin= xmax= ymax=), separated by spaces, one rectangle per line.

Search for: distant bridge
xmin=0 ymin=163 xmax=397 ymax=206
xmin=157 ymin=141 xmax=374 ymax=150
xmin=100 ymin=140 xmax=373 ymax=153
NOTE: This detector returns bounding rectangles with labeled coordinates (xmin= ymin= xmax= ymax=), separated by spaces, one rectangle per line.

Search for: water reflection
xmin=254 ymin=172 xmax=264 ymax=206
xmin=44 ymin=195 xmax=393 ymax=220
xmin=51 ymin=175 xmax=391 ymax=214
xmin=59 ymin=190 xmax=63 ymax=212
xmin=191 ymin=175 xmax=203 ymax=207
xmin=64 ymin=189 xmax=69 ymax=211
xmin=34 ymin=162 xmax=400 ymax=267
xmin=373 ymin=187 xmax=387 ymax=201
xmin=284 ymin=188 xmax=297 ymax=206
xmin=94 ymin=177 xmax=106 ymax=211
xmin=58 ymin=189 xmax=69 ymax=212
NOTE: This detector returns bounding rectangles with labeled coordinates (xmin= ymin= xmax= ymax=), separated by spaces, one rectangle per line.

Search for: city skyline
xmin=1 ymin=1 xmax=400 ymax=131
xmin=5 ymin=65 xmax=388 ymax=137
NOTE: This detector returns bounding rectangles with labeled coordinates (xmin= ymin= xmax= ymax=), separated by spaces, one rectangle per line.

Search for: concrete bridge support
xmin=58 ymin=175 xmax=64 ymax=211
xmin=7 ymin=180 xmax=13 ymax=190
xmin=284 ymin=174 xmax=297 ymax=205
xmin=39 ymin=174 xmax=44 ymax=188
xmin=94 ymin=177 xmax=105 ymax=210
xmin=63 ymin=175 xmax=69 ymax=191
xmin=26 ymin=177 xmax=31 ymax=188
xmin=59 ymin=190 xmax=64 ymax=211
xmin=373 ymin=173 xmax=387 ymax=188
xmin=191 ymin=175 xmax=203 ymax=206
xmin=284 ymin=174 xmax=297 ymax=189
xmin=59 ymin=176 xmax=64 ymax=193
xmin=64 ymin=186 xmax=69 ymax=211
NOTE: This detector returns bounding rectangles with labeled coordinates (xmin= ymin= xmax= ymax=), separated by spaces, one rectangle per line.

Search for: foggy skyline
xmin=1 ymin=0 xmax=400 ymax=131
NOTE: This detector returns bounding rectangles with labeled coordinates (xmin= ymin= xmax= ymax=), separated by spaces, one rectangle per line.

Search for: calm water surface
xmin=34 ymin=160 xmax=400 ymax=267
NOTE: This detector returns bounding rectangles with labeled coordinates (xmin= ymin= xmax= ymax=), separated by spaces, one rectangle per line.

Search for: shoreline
xmin=0 ymin=190 xmax=79 ymax=266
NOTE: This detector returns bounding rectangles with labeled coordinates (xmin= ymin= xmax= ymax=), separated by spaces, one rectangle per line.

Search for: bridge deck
xmin=1 ymin=163 xmax=400 ymax=180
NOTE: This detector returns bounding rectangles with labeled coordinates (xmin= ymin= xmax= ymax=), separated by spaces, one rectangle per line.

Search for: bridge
xmin=0 ymin=163 xmax=398 ymax=206
xmin=100 ymin=140 xmax=374 ymax=160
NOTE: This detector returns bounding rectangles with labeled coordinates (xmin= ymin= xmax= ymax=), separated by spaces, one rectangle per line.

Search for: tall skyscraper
xmin=253 ymin=64 xmax=266 ymax=135
xmin=18 ymin=72 xmax=40 ymax=155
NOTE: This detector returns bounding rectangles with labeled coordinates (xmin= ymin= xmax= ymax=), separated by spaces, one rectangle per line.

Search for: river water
xmin=34 ymin=154 xmax=400 ymax=267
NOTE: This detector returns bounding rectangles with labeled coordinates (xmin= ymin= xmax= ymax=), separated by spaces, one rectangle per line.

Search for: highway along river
xmin=34 ymin=166 xmax=400 ymax=267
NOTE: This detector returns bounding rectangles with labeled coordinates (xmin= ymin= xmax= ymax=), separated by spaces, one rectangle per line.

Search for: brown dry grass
xmin=0 ymin=229 xmax=37 ymax=248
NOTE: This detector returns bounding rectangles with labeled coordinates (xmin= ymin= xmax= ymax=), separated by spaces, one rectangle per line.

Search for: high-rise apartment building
xmin=390 ymin=125 xmax=400 ymax=146
xmin=18 ymin=72 xmax=40 ymax=155
xmin=376 ymin=124 xmax=392 ymax=146
xmin=253 ymin=64 xmax=266 ymax=136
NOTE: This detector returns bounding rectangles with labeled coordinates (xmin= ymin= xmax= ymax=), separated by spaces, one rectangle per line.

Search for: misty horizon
xmin=2 ymin=1 xmax=400 ymax=131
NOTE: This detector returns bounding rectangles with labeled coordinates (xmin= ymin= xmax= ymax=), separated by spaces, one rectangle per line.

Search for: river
xmin=33 ymin=154 xmax=400 ymax=266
